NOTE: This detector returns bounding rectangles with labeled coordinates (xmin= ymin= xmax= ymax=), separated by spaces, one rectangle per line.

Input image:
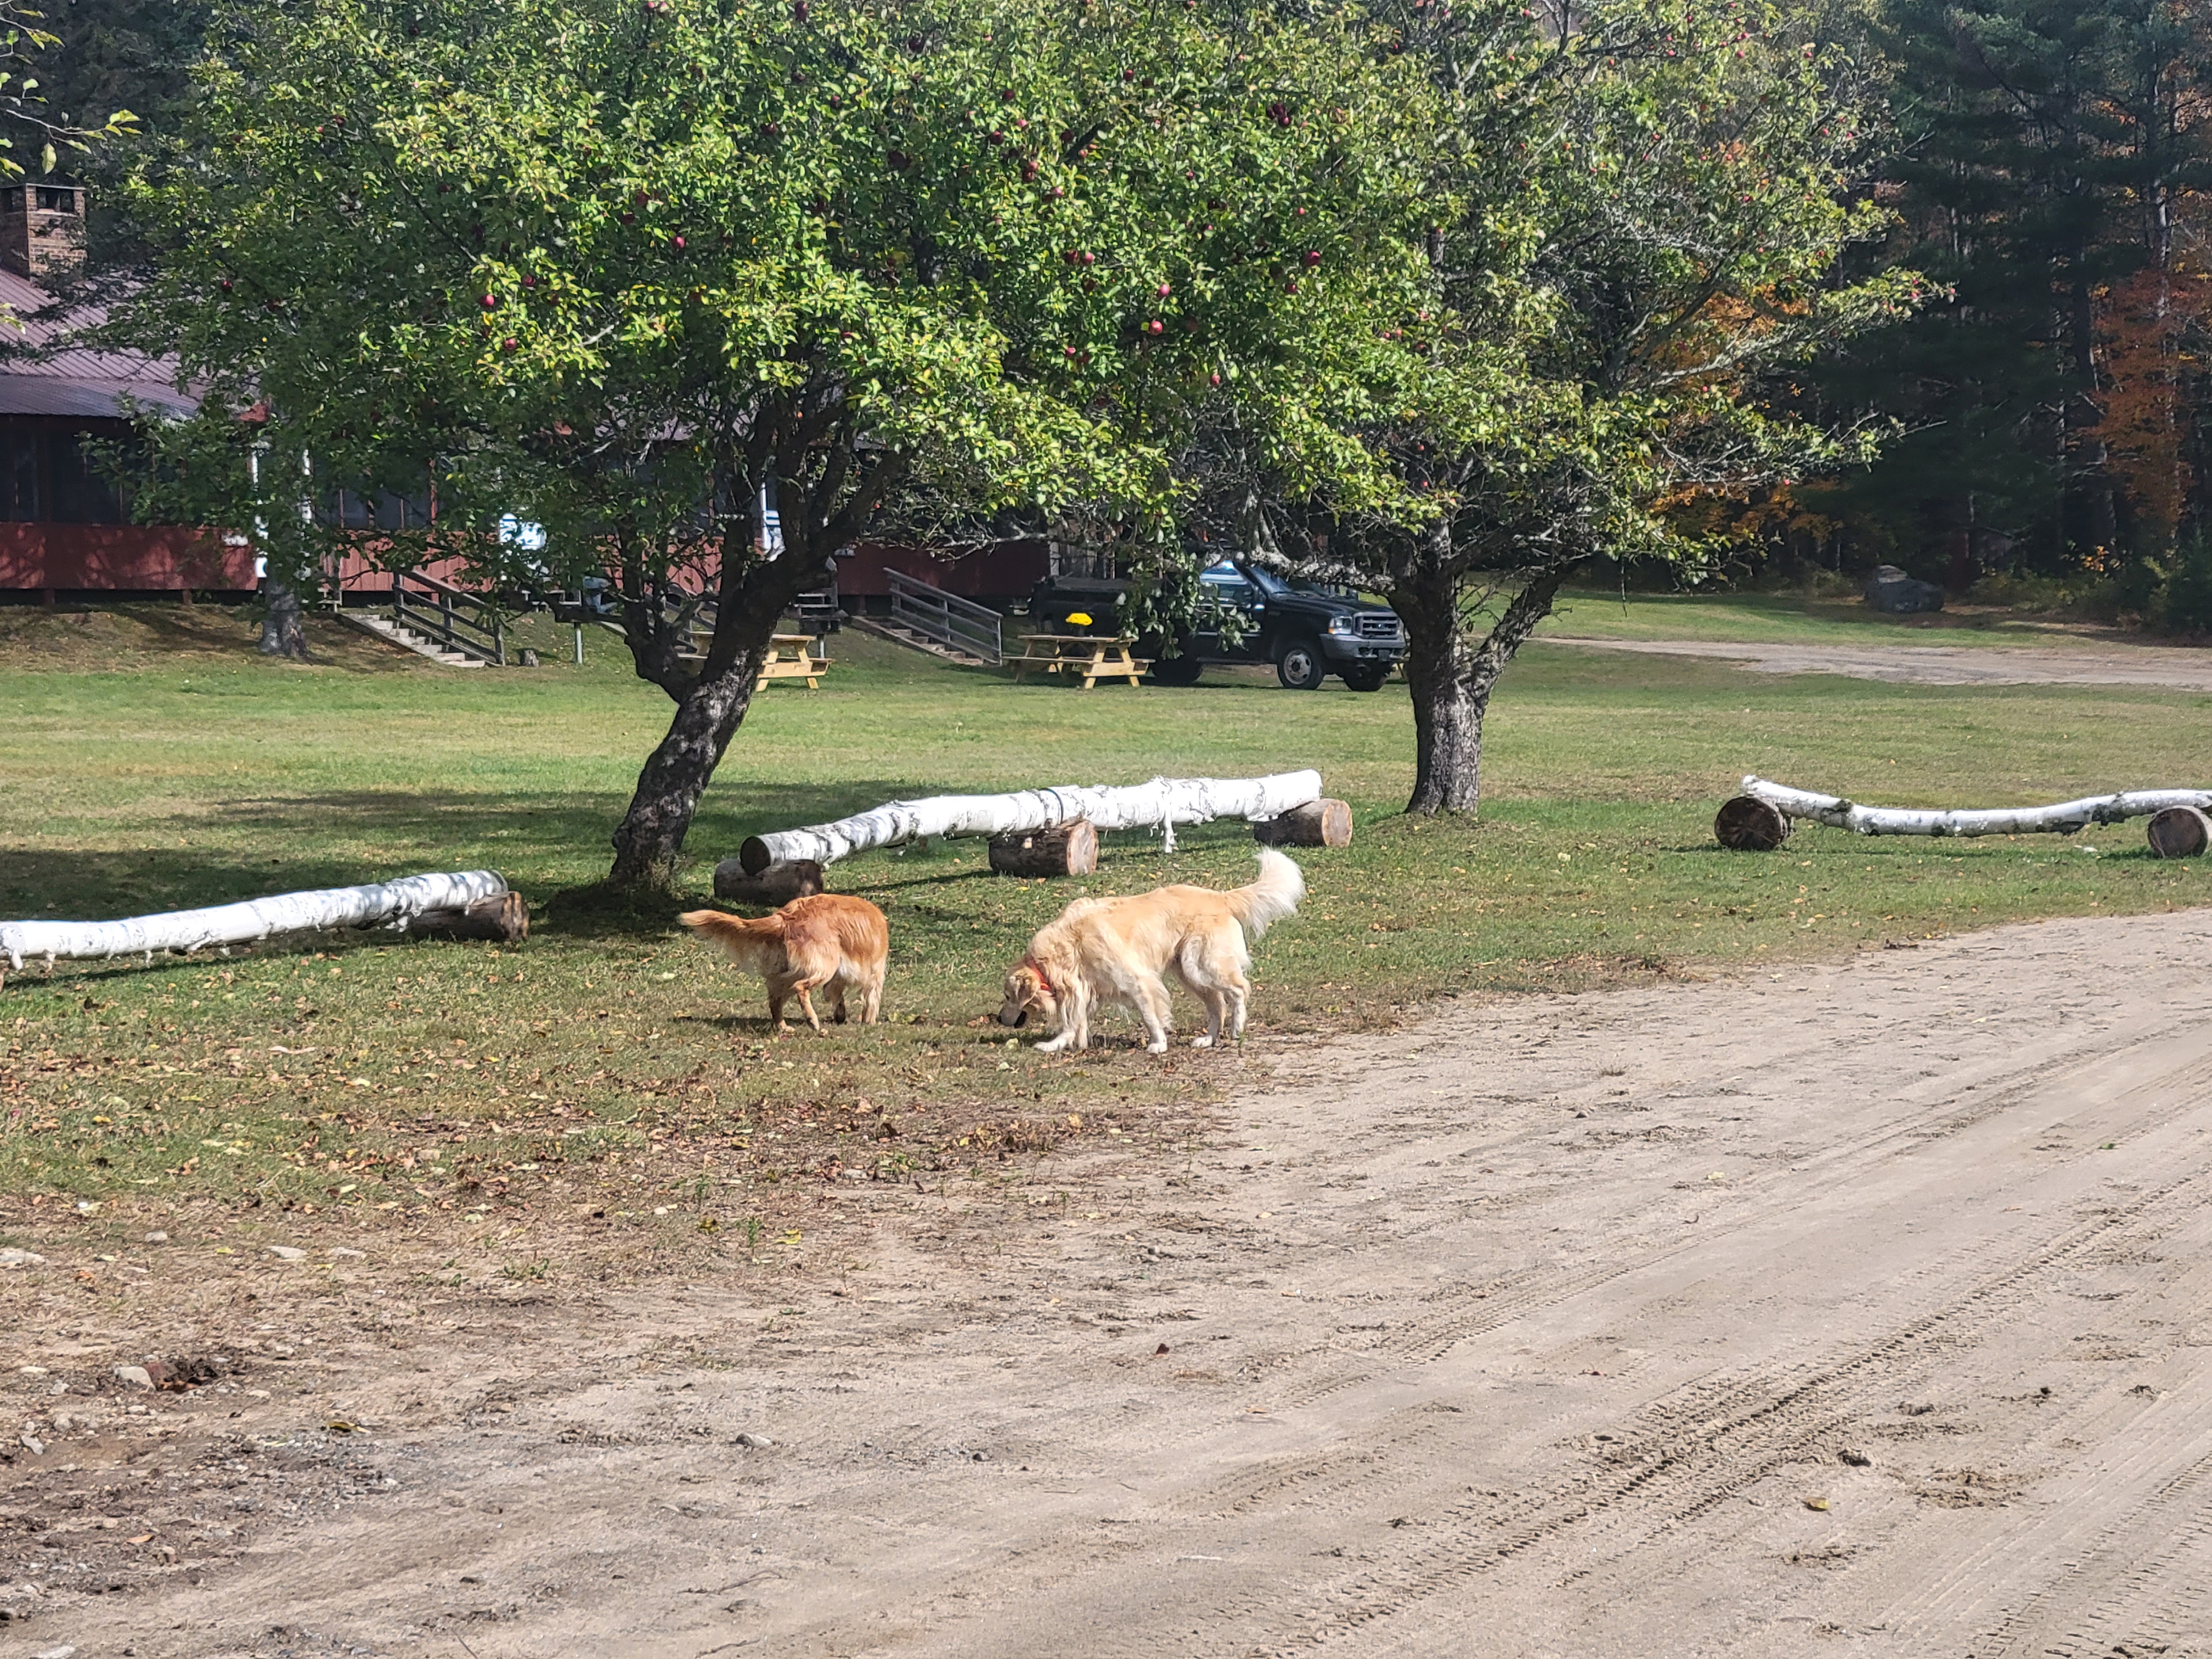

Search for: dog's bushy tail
xmin=1226 ymin=848 xmax=1304 ymax=939
xmin=678 ymin=909 xmax=782 ymax=948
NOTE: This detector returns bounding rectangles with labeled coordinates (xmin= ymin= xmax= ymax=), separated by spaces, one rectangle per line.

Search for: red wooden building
xmin=0 ymin=189 xmax=1058 ymax=612
xmin=0 ymin=183 xmax=256 ymax=603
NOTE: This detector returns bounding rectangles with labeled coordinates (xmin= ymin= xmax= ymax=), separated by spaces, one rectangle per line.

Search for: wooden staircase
xmin=335 ymin=569 xmax=510 ymax=668
xmin=334 ymin=608 xmax=484 ymax=668
xmin=849 ymin=569 xmax=1003 ymax=667
xmin=845 ymin=611 xmax=992 ymax=667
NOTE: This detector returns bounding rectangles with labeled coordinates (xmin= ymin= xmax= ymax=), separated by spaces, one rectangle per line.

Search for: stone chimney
xmin=0 ymin=182 xmax=86 ymax=284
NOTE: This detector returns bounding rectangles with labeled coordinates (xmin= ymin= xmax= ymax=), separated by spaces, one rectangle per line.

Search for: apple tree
xmin=114 ymin=0 xmax=1434 ymax=887
xmin=1279 ymin=0 xmax=1916 ymax=814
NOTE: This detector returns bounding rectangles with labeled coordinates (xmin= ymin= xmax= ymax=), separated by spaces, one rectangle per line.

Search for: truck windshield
xmin=1244 ymin=566 xmax=1359 ymax=601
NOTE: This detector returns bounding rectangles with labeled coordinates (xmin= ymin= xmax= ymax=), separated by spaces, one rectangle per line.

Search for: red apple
xmin=481 ymin=294 xmax=499 ymax=309
xmin=501 ymin=336 xmax=518 ymax=352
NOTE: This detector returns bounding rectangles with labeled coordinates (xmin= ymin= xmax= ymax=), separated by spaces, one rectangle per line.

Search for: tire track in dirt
xmin=29 ymin=910 xmax=2212 ymax=1659
xmin=1140 ymin=1151 xmax=2212 ymax=1659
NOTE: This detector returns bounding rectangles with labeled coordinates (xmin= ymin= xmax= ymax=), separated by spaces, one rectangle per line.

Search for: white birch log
xmin=738 ymin=771 xmax=1324 ymax=873
xmin=1743 ymin=775 xmax=2212 ymax=838
xmin=1 ymin=871 xmax=510 ymax=971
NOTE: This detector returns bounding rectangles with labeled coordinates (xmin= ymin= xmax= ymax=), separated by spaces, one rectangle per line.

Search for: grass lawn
xmin=4 ymin=600 xmax=2209 ymax=1265
xmin=1539 ymin=584 xmax=2129 ymax=647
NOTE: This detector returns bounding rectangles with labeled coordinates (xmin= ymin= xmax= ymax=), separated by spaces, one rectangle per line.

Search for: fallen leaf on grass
xmin=326 ymin=1420 xmax=357 ymax=1434
xmin=128 ymin=1533 xmax=153 ymax=1544
xmin=1803 ymin=1497 xmax=1830 ymax=1511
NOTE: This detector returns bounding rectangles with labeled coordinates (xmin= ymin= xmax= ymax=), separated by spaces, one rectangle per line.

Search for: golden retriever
xmin=996 ymin=849 xmax=1304 ymax=1053
xmin=679 ymin=893 xmax=888 ymax=1033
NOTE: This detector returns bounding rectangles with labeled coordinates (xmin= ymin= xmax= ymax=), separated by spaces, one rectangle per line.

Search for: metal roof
xmin=0 ymin=269 xmax=198 ymax=420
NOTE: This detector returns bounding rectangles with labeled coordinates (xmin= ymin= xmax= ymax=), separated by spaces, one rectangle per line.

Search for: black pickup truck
xmin=1028 ymin=558 xmax=1404 ymax=690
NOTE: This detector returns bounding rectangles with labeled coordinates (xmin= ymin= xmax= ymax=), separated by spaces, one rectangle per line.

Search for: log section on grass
xmin=1251 ymin=799 xmax=1353 ymax=848
xmin=989 ymin=820 xmax=1099 ymax=877
xmin=2146 ymin=806 xmax=2212 ymax=860
xmin=1714 ymin=795 xmax=1793 ymax=851
xmin=711 ymin=859 xmax=827 ymax=906
xmin=396 ymin=891 xmax=529 ymax=944
xmin=0 ymin=870 xmax=511 ymax=978
xmin=1738 ymin=776 xmax=2212 ymax=839
xmin=738 ymin=771 xmax=1323 ymax=872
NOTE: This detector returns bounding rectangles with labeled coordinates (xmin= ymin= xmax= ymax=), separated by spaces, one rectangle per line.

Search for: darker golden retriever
xmin=679 ymin=893 xmax=888 ymax=1033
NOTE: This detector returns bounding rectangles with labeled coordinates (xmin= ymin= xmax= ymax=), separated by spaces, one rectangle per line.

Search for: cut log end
xmin=989 ymin=819 xmax=1099 ymax=878
xmin=1251 ymin=799 xmax=1353 ymax=849
xmin=2146 ymin=805 xmax=2211 ymax=860
xmin=1716 ymin=794 xmax=1793 ymax=852
xmin=402 ymin=891 xmax=529 ymax=944
xmin=737 ymin=836 xmax=774 ymax=877
xmin=713 ymin=859 xmax=827 ymax=907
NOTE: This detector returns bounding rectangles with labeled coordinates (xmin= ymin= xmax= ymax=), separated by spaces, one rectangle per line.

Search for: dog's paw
xmin=1189 ymin=1034 xmax=1214 ymax=1048
xmin=1145 ymin=1039 xmax=1170 ymax=1054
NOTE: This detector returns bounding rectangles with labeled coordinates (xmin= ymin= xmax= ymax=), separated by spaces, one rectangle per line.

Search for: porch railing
xmin=887 ymin=568 xmax=1002 ymax=664
xmin=393 ymin=569 xmax=506 ymax=665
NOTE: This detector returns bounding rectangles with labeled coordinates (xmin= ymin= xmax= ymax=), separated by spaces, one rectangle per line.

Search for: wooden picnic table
xmin=1008 ymin=633 xmax=1148 ymax=690
xmin=756 ymin=631 xmax=831 ymax=690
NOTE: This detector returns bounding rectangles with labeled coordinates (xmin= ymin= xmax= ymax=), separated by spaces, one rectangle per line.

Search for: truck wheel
xmin=1341 ymin=665 xmax=1390 ymax=693
xmin=1276 ymin=637 xmax=1328 ymax=691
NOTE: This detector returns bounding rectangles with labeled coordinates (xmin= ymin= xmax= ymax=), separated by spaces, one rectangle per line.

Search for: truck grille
xmin=1356 ymin=613 xmax=1401 ymax=641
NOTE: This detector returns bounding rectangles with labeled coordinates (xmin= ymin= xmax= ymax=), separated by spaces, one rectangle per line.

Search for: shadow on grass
xmin=2 ymin=778 xmax=984 ymax=943
xmin=4 ymin=777 xmax=1319 ymax=944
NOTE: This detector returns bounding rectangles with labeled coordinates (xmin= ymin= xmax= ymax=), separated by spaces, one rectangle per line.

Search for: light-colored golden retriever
xmin=679 ymin=894 xmax=888 ymax=1033
xmin=996 ymin=849 xmax=1304 ymax=1053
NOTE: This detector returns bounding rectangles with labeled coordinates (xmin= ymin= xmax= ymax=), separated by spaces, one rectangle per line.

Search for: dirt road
xmin=13 ymin=909 xmax=2212 ymax=1657
xmin=1548 ymin=632 xmax=2212 ymax=690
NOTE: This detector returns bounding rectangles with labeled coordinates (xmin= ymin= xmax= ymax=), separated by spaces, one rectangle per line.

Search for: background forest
xmin=21 ymin=0 xmax=2212 ymax=621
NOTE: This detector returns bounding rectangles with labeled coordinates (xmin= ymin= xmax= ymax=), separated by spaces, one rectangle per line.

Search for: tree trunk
xmin=1396 ymin=559 xmax=1571 ymax=819
xmin=988 ymin=820 xmax=1099 ymax=877
xmin=398 ymin=891 xmax=530 ymax=944
xmin=742 ymin=771 xmax=1319 ymax=871
xmin=2 ymin=870 xmax=509 ymax=970
xmin=1741 ymin=775 xmax=2212 ymax=837
xmin=1252 ymin=798 xmax=1353 ymax=848
xmin=1714 ymin=795 xmax=1793 ymax=851
xmin=712 ymin=858 xmax=825 ymax=905
xmin=1397 ymin=566 xmax=1485 ymax=816
xmin=607 ymin=646 xmax=767 ymax=889
xmin=257 ymin=579 xmax=310 ymax=661
xmin=2145 ymin=806 xmax=2210 ymax=860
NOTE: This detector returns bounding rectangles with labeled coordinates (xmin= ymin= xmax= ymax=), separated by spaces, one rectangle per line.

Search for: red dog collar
xmin=1021 ymin=954 xmax=1058 ymax=999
